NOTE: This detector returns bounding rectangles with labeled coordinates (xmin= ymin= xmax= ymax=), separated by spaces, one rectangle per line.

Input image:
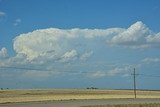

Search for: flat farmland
xmin=0 ymin=89 xmax=160 ymax=104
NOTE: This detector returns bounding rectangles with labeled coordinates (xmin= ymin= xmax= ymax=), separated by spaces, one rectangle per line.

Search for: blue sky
xmin=0 ymin=0 xmax=160 ymax=89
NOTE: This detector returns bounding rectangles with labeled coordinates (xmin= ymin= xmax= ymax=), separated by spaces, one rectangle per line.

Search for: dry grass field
xmin=0 ymin=89 xmax=160 ymax=104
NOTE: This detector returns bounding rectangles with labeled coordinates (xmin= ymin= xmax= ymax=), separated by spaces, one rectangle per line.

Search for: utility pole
xmin=133 ymin=68 xmax=137 ymax=99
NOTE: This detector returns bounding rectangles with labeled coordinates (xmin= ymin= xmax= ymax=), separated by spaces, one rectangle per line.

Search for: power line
xmin=0 ymin=66 xmax=130 ymax=76
xmin=0 ymin=66 xmax=79 ymax=73
xmin=0 ymin=66 xmax=48 ymax=71
xmin=138 ymin=74 xmax=160 ymax=78
xmin=1 ymin=66 xmax=160 ymax=78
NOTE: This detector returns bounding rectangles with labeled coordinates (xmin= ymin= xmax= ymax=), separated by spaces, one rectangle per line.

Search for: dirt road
xmin=0 ymin=99 xmax=160 ymax=107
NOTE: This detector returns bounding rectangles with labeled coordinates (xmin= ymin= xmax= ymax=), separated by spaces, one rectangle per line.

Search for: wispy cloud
xmin=0 ymin=47 xmax=8 ymax=58
xmin=80 ymin=51 xmax=93 ymax=61
xmin=0 ymin=11 xmax=6 ymax=22
xmin=153 ymin=6 xmax=159 ymax=11
xmin=21 ymin=70 xmax=59 ymax=81
xmin=13 ymin=18 xmax=21 ymax=26
xmin=0 ymin=11 xmax=5 ymax=16
xmin=89 ymin=71 xmax=106 ymax=78
xmin=88 ymin=67 xmax=131 ymax=78
xmin=142 ymin=57 xmax=160 ymax=64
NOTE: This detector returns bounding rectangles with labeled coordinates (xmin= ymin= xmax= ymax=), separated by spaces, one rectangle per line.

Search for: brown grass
xmin=0 ymin=89 xmax=160 ymax=104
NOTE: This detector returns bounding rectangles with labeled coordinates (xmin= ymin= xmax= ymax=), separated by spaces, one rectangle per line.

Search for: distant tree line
xmin=0 ymin=88 xmax=9 ymax=90
xmin=86 ymin=87 xmax=98 ymax=89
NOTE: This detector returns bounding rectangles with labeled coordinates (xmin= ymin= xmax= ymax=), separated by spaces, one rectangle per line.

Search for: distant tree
xmin=86 ymin=87 xmax=98 ymax=89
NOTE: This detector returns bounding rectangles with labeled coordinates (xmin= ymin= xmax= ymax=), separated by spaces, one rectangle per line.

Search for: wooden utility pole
xmin=133 ymin=68 xmax=137 ymax=98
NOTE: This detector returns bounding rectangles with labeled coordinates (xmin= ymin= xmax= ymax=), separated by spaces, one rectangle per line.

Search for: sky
xmin=0 ymin=0 xmax=160 ymax=89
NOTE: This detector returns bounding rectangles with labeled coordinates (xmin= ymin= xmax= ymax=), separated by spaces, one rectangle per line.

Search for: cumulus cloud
xmin=142 ymin=57 xmax=160 ymax=63
xmin=109 ymin=21 xmax=160 ymax=48
xmin=146 ymin=33 xmax=160 ymax=47
xmin=1 ymin=21 xmax=159 ymax=80
xmin=0 ymin=47 xmax=8 ymax=58
xmin=13 ymin=27 xmax=123 ymax=61
xmin=13 ymin=21 xmax=160 ymax=61
xmin=12 ymin=21 xmax=160 ymax=63
xmin=60 ymin=50 xmax=78 ymax=62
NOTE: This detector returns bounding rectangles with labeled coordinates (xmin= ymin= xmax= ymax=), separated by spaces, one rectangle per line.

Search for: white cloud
xmin=12 ymin=21 xmax=160 ymax=63
xmin=80 ymin=51 xmax=93 ymax=61
xmin=1 ymin=21 xmax=158 ymax=80
xmin=13 ymin=18 xmax=21 ymax=26
xmin=109 ymin=21 xmax=160 ymax=48
xmin=13 ymin=27 xmax=123 ymax=61
xmin=107 ymin=67 xmax=129 ymax=76
xmin=60 ymin=50 xmax=78 ymax=62
xmin=13 ymin=22 xmax=160 ymax=62
xmin=146 ymin=33 xmax=160 ymax=47
xmin=0 ymin=47 xmax=8 ymax=58
xmin=89 ymin=71 xmax=106 ymax=78
xmin=3 ymin=21 xmax=160 ymax=84
xmin=142 ymin=57 xmax=160 ymax=63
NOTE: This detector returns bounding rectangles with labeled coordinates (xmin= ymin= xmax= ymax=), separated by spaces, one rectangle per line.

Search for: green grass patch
xmin=82 ymin=103 xmax=160 ymax=107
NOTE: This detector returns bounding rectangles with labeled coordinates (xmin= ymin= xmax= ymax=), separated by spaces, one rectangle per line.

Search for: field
xmin=0 ymin=89 xmax=160 ymax=104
